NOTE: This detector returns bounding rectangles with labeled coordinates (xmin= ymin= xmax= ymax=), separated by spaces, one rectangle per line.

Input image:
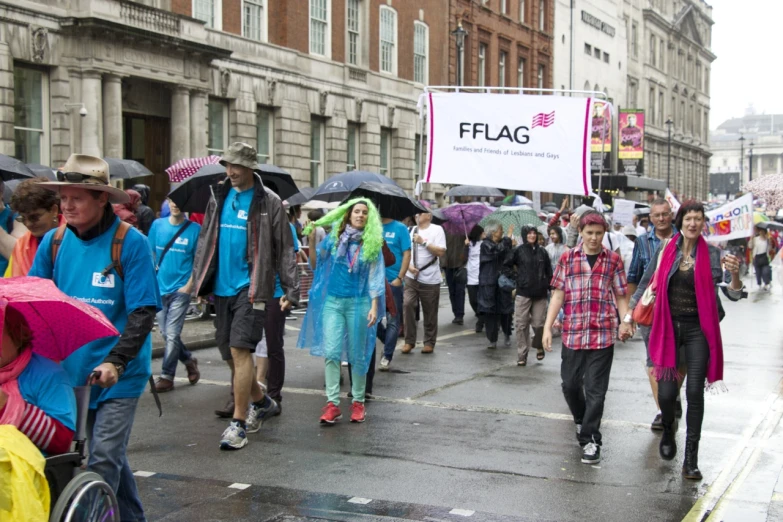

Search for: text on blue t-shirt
xmin=215 ymin=187 xmax=254 ymax=297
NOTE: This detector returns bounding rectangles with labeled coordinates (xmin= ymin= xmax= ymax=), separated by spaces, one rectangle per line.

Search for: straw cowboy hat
xmin=39 ymin=154 xmax=130 ymax=204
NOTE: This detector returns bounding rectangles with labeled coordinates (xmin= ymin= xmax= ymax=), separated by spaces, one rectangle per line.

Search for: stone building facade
xmin=5 ymin=0 xmax=452 ymax=210
xmin=622 ymin=0 xmax=715 ymax=201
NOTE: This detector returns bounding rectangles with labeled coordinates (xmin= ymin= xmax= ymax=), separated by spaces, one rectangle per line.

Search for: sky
xmin=709 ymin=0 xmax=783 ymax=128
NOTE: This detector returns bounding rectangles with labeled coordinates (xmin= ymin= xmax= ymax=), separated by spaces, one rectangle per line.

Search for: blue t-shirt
xmin=29 ymin=217 xmax=162 ymax=408
xmin=0 ymin=206 xmax=15 ymax=276
xmin=215 ymin=188 xmax=253 ymax=297
xmin=148 ymin=218 xmax=201 ymax=296
xmin=18 ymin=353 xmax=77 ymax=431
xmin=382 ymin=220 xmax=412 ymax=282
xmin=273 ymin=223 xmax=300 ymax=299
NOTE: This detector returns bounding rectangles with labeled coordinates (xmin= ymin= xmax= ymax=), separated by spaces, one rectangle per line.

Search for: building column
xmin=777 ymin=155 xmax=781 ymax=175
xmin=80 ymin=71 xmax=103 ymax=157
xmin=0 ymin=40 xmax=13 ymax=156
xmin=170 ymin=86 xmax=191 ymax=163
xmin=189 ymin=90 xmax=207 ymax=157
xmin=102 ymin=74 xmax=123 ymax=159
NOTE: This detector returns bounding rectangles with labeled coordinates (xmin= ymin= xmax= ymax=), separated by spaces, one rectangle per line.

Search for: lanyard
xmin=347 ymin=243 xmax=362 ymax=273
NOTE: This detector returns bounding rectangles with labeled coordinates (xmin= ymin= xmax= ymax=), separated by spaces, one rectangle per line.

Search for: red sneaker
xmin=350 ymin=402 xmax=366 ymax=423
xmin=319 ymin=402 xmax=342 ymax=424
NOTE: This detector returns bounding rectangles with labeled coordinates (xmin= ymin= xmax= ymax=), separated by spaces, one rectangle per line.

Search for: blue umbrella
xmin=310 ymin=171 xmax=398 ymax=203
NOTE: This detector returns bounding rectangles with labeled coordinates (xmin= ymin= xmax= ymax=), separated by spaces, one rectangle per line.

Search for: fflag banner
xmin=704 ymin=193 xmax=754 ymax=242
xmin=618 ymin=109 xmax=644 ymax=175
xmin=424 ymin=93 xmax=594 ymax=196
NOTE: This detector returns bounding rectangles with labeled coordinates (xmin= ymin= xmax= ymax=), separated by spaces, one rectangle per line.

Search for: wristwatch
xmin=113 ymin=363 xmax=125 ymax=378
xmin=422 ymin=241 xmax=429 ymax=248
xmin=622 ymin=313 xmax=633 ymax=324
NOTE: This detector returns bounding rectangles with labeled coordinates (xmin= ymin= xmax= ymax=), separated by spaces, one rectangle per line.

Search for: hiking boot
xmin=320 ymin=402 xmax=342 ymax=424
xmin=660 ymin=423 xmax=677 ymax=461
xmin=350 ymin=402 xmax=366 ymax=423
xmin=219 ymin=421 xmax=247 ymax=450
xmin=682 ymin=439 xmax=702 ymax=480
xmin=215 ymin=388 xmax=235 ymax=418
xmin=379 ymin=357 xmax=391 ymax=371
xmin=581 ymin=442 xmax=601 ymax=464
xmin=421 ymin=345 xmax=434 ymax=354
xmin=401 ymin=344 xmax=415 ymax=354
xmin=154 ymin=377 xmax=174 ymax=393
xmin=184 ymin=357 xmax=200 ymax=385
xmin=245 ymin=396 xmax=280 ymax=433
xmin=651 ymin=413 xmax=664 ymax=431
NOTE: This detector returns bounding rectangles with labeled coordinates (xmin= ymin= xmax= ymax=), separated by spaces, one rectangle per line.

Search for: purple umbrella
xmin=441 ymin=203 xmax=495 ymax=237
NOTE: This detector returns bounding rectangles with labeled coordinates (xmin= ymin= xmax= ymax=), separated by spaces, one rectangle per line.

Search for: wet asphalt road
xmin=128 ymin=282 xmax=783 ymax=522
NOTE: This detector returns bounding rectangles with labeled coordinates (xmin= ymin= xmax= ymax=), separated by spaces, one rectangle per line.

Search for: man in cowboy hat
xmin=29 ymin=154 xmax=161 ymax=521
xmin=190 ymin=142 xmax=299 ymax=450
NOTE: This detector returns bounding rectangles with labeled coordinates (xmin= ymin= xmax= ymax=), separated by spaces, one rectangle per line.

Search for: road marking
xmin=133 ymin=471 xmax=156 ymax=477
xmin=347 ymin=497 xmax=372 ymax=504
xmin=228 ymin=483 xmax=252 ymax=490
xmin=449 ymin=508 xmax=475 ymax=516
xmin=681 ymin=390 xmax=781 ymax=522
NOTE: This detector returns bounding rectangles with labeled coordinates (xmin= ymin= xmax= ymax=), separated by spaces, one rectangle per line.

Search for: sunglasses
xmin=16 ymin=212 xmax=46 ymax=224
xmin=57 ymin=171 xmax=106 ymax=184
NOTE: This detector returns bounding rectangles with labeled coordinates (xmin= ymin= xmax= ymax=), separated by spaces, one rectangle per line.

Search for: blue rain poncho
xmin=297 ymin=234 xmax=386 ymax=375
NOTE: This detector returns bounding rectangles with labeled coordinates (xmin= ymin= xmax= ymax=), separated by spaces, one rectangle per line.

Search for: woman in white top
xmin=750 ymin=227 xmax=773 ymax=290
xmin=465 ymin=225 xmax=485 ymax=333
xmin=545 ymin=226 xmax=568 ymax=269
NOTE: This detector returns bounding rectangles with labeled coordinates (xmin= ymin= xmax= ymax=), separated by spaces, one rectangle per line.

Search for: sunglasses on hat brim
xmin=56 ymin=171 xmax=107 ymax=184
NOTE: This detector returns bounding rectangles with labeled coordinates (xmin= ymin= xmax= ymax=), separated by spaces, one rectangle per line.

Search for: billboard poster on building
xmin=618 ymin=109 xmax=645 ymax=175
xmin=590 ymin=100 xmax=611 ymax=173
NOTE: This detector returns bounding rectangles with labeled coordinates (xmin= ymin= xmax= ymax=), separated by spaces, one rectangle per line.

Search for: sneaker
xmin=581 ymin=442 xmax=601 ymax=464
xmin=184 ymin=357 xmax=200 ymax=385
xmin=452 ymin=317 xmax=464 ymax=325
xmin=246 ymin=396 xmax=280 ymax=433
xmin=487 ymin=342 xmax=497 ymax=349
xmin=350 ymin=402 xmax=366 ymax=423
xmin=320 ymin=402 xmax=342 ymax=424
xmin=219 ymin=421 xmax=248 ymax=450
xmin=504 ymin=335 xmax=512 ymax=348
xmin=651 ymin=413 xmax=664 ymax=431
xmin=379 ymin=357 xmax=390 ymax=372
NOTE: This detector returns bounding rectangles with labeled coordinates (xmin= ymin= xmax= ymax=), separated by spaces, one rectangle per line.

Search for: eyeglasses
xmin=56 ymin=171 xmax=106 ymax=184
xmin=650 ymin=213 xmax=672 ymax=219
xmin=16 ymin=212 xmax=45 ymax=224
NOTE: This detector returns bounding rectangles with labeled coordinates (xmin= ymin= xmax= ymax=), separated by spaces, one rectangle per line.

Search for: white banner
xmin=424 ymin=93 xmax=595 ymax=196
xmin=704 ymin=193 xmax=754 ymax=242
xmin=612 ymin=198 xmax=636 ymax=226
xmin=664 ymin=189 xmax=680 ymax=214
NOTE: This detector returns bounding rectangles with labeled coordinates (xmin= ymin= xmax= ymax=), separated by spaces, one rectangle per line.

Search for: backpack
xmin=51 ymin=221 xmax=132 ymax=279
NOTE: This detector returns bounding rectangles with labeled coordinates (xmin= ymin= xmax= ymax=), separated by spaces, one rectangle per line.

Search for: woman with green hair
xmin=297 ymin=198 xmax=386 ymax=424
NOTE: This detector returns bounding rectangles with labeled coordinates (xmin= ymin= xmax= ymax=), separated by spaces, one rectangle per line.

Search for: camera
xmin=79 ymin=107 xmax=88 ymax=117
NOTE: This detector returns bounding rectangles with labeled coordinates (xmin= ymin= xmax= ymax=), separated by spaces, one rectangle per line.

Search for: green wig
xmin=302 ymin=197 xmax=384 ymax=262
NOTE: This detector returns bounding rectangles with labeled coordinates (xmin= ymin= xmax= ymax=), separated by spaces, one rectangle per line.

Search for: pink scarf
xmin=0 ymin=346 xmax=32 ymax=427
xmin=649 ymin=234 xmax=724 ymax=388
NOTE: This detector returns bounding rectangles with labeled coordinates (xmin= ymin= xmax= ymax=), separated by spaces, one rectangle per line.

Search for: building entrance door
xmin=123 ymin=114 xmax=170 ymax=215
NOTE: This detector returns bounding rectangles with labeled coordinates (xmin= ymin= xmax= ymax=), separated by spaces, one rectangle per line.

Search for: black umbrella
xmin=25 ymin=163 xmax=57 ymax=181
xmin=285 ymin=186 xmax=316 ymax=207
xmin=444 ymin=185 xmax=505 ymax=198
xmin=168 ymin=164 xmax=298 ymax=213
xmin=757 ymin=221 xmax=783 ymax=231
xmin=0 ymin=155 xmax=35 ymax=181
xmin=104 ymin=158 xmax=154 ymax=180
xmin=2 ymin=179 xmax=22 ymax=204
xmin=310 ymin=171 xmax=398 ymax=203
xmin=346 ymin=182 xmax=428 ymax=221
xmin=430 ymin=208 xmax=448 ymax=225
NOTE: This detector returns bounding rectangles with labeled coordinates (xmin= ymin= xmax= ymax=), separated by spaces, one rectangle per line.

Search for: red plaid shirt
xmin=551 ymin=245 xmax=628 ymax=350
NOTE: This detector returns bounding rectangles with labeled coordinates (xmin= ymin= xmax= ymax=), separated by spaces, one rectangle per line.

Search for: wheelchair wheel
xmin=49 ymin=471 xmax=120 ymax=522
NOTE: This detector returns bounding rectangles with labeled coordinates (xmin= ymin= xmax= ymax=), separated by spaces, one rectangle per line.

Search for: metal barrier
xmin=297 ymin=262 xmax=314 ymax=305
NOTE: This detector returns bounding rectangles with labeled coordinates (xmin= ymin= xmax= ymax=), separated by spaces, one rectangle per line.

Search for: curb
xmin=151 ymin=337 xmax=215 ymax=359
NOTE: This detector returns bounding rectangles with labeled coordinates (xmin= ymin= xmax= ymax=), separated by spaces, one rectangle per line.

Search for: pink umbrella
xmin=0 ymin=277 xmax=119 ymax=362
xmin=165 ymin=155 xmax=221 ymax=183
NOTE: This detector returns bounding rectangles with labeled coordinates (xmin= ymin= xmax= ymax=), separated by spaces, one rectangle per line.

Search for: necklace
xmin=679 ymin=254 xmax=694 ymax=271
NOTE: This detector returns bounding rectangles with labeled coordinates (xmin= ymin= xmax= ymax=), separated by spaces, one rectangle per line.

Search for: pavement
xmin=131 ymin=281 xmax=783 ymax=522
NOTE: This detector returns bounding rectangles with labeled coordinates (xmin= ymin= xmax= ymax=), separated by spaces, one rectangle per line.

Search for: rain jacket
xmin=506 ymin=228 xmax=553 ymax=299
xmin=0 ymin=426 xmax=50 ymax=521
xmin=191 ymin=174 xmax=300 ymax=306
xmin=478 ymin=237 xmax=514 ymax=315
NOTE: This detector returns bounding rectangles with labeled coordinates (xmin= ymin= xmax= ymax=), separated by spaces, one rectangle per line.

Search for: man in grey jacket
xmin=191 ymin=142 xmax=299 ymax=450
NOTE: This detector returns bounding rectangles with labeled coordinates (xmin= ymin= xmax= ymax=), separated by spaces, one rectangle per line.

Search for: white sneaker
xmin=581 ymin=442 xmax=601 ymax=464
xmin=379 ymin=357 xmax=390 ymax=372
xmin=219 ymin=421 xmax=248 ymax=450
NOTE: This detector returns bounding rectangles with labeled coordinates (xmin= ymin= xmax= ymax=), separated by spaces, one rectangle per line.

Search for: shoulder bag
xmin=632 ymin=238 xmax=669 ymax=326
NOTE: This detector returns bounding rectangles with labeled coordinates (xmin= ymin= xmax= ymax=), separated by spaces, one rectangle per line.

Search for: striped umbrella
xmin=166 ymin=156 xmax=221 ymax=183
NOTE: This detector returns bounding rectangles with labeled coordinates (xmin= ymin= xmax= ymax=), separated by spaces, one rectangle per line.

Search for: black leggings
xmin=658 ymin=321 xmax=709 ymax=442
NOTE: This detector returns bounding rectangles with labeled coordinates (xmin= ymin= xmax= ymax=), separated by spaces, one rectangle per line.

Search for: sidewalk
xmin=150 ymin=317 xmax=216 ymax=358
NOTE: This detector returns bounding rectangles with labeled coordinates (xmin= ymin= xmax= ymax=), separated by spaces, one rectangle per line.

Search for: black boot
xmin=682 ymin=439 xmax=702 ymax=480
xmin=659 ymin=423 xmax=677 ymax=461
xmin=215 ymin=376 xmax=235 ymax=418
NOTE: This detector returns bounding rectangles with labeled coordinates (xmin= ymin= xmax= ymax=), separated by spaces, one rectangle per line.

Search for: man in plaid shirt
xmin=543 ymin=210 xmax=632 ymax=465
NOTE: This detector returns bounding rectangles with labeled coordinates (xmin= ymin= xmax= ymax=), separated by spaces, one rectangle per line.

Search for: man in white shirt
xmin=401 ymin=211 xmax=447 ymax=354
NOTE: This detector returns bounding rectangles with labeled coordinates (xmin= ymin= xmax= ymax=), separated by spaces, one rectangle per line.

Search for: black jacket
xmin=506 ymin=238 xmax=553 ymax=299
xmin=478 ymin=237 xmax=514 ymax=314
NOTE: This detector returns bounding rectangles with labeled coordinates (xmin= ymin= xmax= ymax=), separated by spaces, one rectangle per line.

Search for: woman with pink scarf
xmin=627 ymin=200 xmax=745 ymax=480
xmin=0 ymin=306 xmax=76 ymax=455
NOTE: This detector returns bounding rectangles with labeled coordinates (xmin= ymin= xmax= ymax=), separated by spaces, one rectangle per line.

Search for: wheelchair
xmin=44 ymin=380 xmax=120 ymax=522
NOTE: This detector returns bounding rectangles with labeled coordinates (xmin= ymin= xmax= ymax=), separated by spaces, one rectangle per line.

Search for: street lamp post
xmin=452 ymin=21 xmax=467 ymax=86
xmin=749 ymin=141 xmax=754 ymax=182
xmin=665 ymin=117 xmax=673 ymax=189
xmin=739 ymin=135 xmax=745 ymax=186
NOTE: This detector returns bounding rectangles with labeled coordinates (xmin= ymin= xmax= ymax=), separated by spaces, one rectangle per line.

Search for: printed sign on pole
xmin=664 ymin=189 xmax=680 ymax=214
xmin=704 ymin=193 xmax=754 ymax=242
xmin=618 ymin=109 xmax=644 ymax=175
xmin=590 ymin=100 xmax=612 ymax=173
xmin=424 ymin=92 xmax=594 ymax=196
xmin=612 ymin=198 xmax=636 ymax=226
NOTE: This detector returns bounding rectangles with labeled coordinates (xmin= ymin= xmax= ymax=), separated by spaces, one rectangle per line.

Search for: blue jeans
xmin=157 ymin=292 xmax=193 ymax=381
xmin=376 ymin=283 xmax=404 ymax=361
xmin=88 ymin=398 xmax=146 ymax=522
